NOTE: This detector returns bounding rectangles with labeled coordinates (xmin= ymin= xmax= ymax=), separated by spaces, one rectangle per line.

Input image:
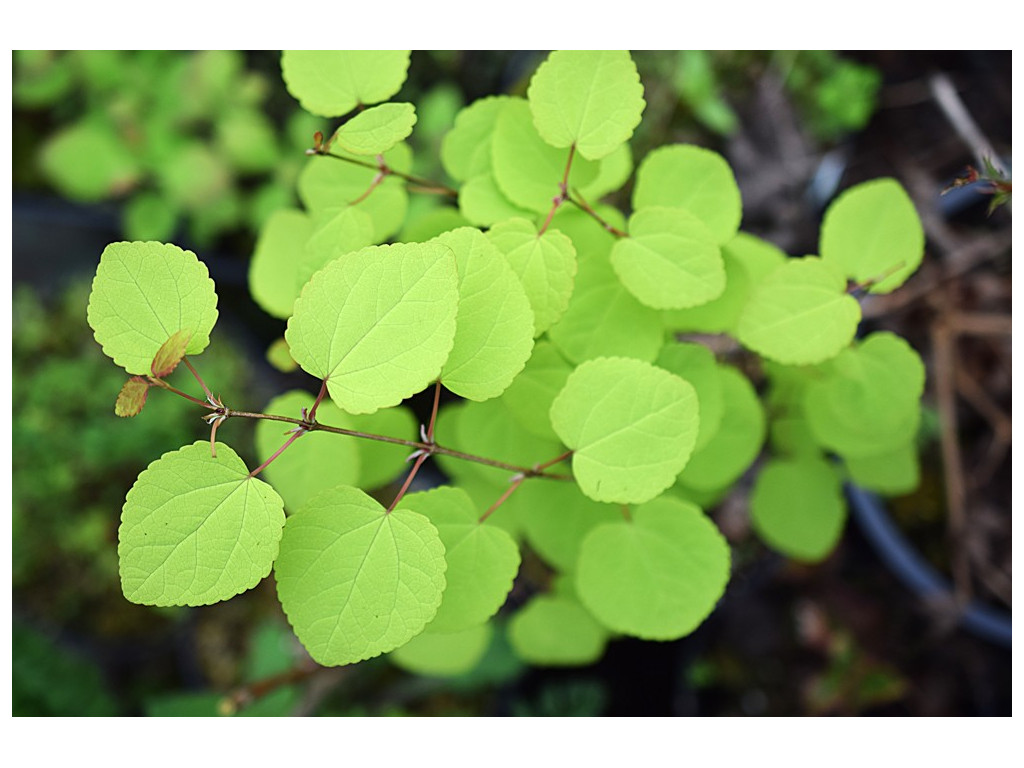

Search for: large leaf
xmin=490 ymin=98 xmax=599 ymax=213
xmin=736 ymin=257 xmax=860 ymax=365
xmin=248 ymin=208 xmax=314 ymax=319
xmin=632 ymin=144 xmax=742 ymax=245
xmin=398 ymin=487 xmax=520 ymax=634
xmin=285 ymin=241 xmax=459 ymax=414
xmin=610 ymin=206 xmax=725 ymax=309
xmin=820 ymin=178 xmax=924 ymax=293
xmin=550 ymin=357 xmax=700 ymax=504
xmin=88 ymin=241 xmax=218 ymax=375
xmin=281 ymin=50 xmax=411 ymax=117
xmin=575 ymin=497 xmax=730 ymax=640
xmin=750 ymin=456 xmax=847 ymax=562
xmin=274 ymin=486 xmax=446 ymax=666
xmin=487 ymin=217 xmax=577 ymax=335
xmin=118 ymin=442 xmax=285 ymax=606
xmin=527 ymin=50 xmax=645 ymax=160
xmin=255 ymin=390 xmax=361 ymax=513
xmin=430 ymin=228 xmax=535 ymax=401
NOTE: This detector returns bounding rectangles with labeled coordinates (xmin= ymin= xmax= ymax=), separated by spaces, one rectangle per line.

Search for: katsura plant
xmin=86 ymin=50 xmax=927 ymax=681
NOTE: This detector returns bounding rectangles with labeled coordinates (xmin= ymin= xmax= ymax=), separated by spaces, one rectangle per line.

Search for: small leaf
xmin=88 ymin=241 xmax=219 ymax=375
xmin=750 ymin=456 xmax=847 ymax=563
xmin=547 ymin=250 xmax=665 ymax=365
xmin=516 ymin=480 xmax=621 ymax=572
xmin=611 ymin=206 xmax=725 ymax=310
xmin=441 ymin=96 xmax=512 ymax=182
xmin=487 ymin=217 xmax=577 ymax=336
xmin=508 ymin=595 xmax=608 ymax=666
xmin=736 ymin=257 xmax=860 ymax=365
xmin=390 ymin=623 xmax=492 ymax=677
xmin=119 ymin=442 xmax=285 ymax=607
xmin=115 ymin=377 xmax=149 ymax=418
xmin=844 ymin=442 xmax=920 ymax=496
xmin=398 ymin=487 xmax=520 ymax=634
xmin=285 ymin=241 xmax=460 ymax=414
xmin=150 ymin=329 xmax=192 ymax=378
xmin=676 ymin=365 xmax=766 ymax=493
xmin=820 ymin=178 xmax=924 ymax=293
xmin=500 ymin=340 xmax=573 ymax=441
xmin=575 ymin=497 xmax=730 ymax=640
xmin=550 ymin=357 xmax=700 ymax=504
xmin=274 ymin=485 xmax=446 ymax=667
xmin=331 ymin=102 xmax=417 ymax=156
xmin=40 ymin=118 xmax=140 ymax=202
xmin=346 ymin=406 xmax=419 ymax=490
xmin=803 ymin=332 xmax=925 ymax=458
xmin=281 ymin=50 xmax=411 ymax=117
xmin=632 ymin=144 xmax=742 ymax=245
xmin=265 ymin=337 xmax=298 ymax=373
xmin=655 ymin=342 xmax=724 ymax=452
xmin=527 ymin=50 xmax=645 ymax=160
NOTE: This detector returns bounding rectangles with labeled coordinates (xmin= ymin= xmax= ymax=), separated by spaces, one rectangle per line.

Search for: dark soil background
xmin=11 ymin=50 xmax=1012 ymax=716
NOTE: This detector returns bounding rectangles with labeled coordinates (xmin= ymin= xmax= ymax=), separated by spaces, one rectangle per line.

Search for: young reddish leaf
xmin=150 ymin=329 xmax=193 ymax=378
xmin=115 ymin=376 xmax=150 ymax=417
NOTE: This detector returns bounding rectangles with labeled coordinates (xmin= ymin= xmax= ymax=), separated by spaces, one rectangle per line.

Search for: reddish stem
xmin=387 ymin=451 xmax=430 ymax=513
xmin=479 ymin=474 xmax=526 ymax=523
xmin=248 ymin=429 xmax=306 ymax=478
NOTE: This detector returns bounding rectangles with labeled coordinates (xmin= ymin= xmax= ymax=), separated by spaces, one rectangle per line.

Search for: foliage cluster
xmin=85 ymin=50 xmax=927 ymax=685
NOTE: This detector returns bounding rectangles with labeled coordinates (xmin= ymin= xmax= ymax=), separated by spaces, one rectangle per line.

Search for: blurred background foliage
xmin=11 ymin=50 xmax=1010 ymax=716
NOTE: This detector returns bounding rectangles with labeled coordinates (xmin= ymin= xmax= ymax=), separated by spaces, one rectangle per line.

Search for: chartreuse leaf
xmin=527 ymin=50 xmax=645 ymax=161
xmin=441 ymin=96 xmax=512 ymax=182
xmin=255 ymin=391 xmax=360 ymax=513
xmin=750 ymin=456 xmax=846 ymax=562
xmin=303 ymin=206 xmax=376 ymax=279
xmin=274 ymin=485 xmax=446 ymax=667
xmin=398 ymin=487 xmax=520 ymax=634
xmin=458 ymin=173 xmax=536 ymax=228
xmin=509 ymin=594 xmax=608 ymax=666
xmin=611 ymin=206 xmax=725 ymax=310
xmin=399 ymin=205 xmax=471 ymax=243
xmin=844 ymin=441 xmax=920 ymax=496
xmin=578 ymin=143 xmax=634 ymax=201
xmin=820 ymin=178 xmax=924 ymax=293
xmin=285 ymin=241 xmax=459 ymax=414
xmin=281 ymin=50 xmax=411 ymax=117
xmin=547 ymin=247 xmax=665 ymax=364
xmin=331 ymin=102 xmax=417 ymax=156
xmin=430 ymin=228 xmax=535 ymax=401
xmin=249 ymin=208 xmax=314 ymax=319
xmin=736 ymin=257 xmax=860 ymax=365
xmin=390 ymin=623 xmax=493 ymax=677
xmin=346 ymin=406 xmax=418 ymax=490
xmin=656 ymin=342 xmax=724 ymax=452
xmin=664 ymin=231 xmax=787 ymax=333
xmin=491 ymin=98 xmax=599 ymax=213
xmin=516 ymin=480 xmax=621 ymax=572
xmin=115 ymin=377 xmax=149 ymax=417
xmin=803 ymin=332 xmax=925 ymax=458
xmin=676 ymin=365 xmax=766 ymax=492
xmin=119 ymin=441 xmax=285 ymax=607
xmin=576 ymin=497 xmax=730 ymax=640
xmin=501 ymin=340 xmax=573 ymax=441
xmin=266 ymin=337 xmax=298 ymax=373
xmin=632 ymin=144 xmax=742 ymax=245
xmin=298 ymin=143 xmax=412 ymax=243
xmin=88 ymin=241 xmax=218 ymax=375
xmin=550 ymin=357 xmax=700 ymax=504
xmin=487 ymin=217 xmax=577 ymax=335
xmin=435 ymin=399 xmax=566 ymax=489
